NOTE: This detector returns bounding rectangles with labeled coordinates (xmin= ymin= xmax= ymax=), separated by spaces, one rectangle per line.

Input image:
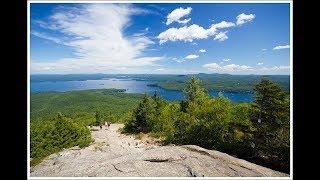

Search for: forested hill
xmin=31 ymin=73 xmax=289 ymax=92
xmin=146 ymin=73 xmax=289 ymax=92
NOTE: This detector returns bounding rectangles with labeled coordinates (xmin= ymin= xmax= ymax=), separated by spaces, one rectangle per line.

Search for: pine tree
xmin=184 ymin=76 xmax=209 ymax=102
xmin=94 ymin=111 xmax=103 ymax=126
xmin=252 ymin=79 xmax=288 ymax=131
xmin=133 ymin=93 xmax=156 ymax=132
xmin=251 ymin=78 xmax=290 ymax=170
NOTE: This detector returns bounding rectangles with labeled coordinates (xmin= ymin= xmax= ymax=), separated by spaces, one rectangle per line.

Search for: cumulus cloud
xmin=166 ymin=7 xmax=192 ymax=25
xmin=172 ymin=54 xmax=199 ymax=63
xmin=207 ymin=21 xmax=235 ymax=35
xmin=273 ymin=44 xmax=290 ymax=50
xmin=203 ymin=63 xmax=253 ymax=72
xmin=260 ymin=65 xmax=290 ymax=71
xmin=214 ymin=31 xmax=229 ymax=41
xmin=199 ymin=49 xmax=206 ymax=53
xmin=236 ymin=13 xmax=256 ymax=26
xmin=158 ymin=21 xmax=235 ymax=44
xmin=185 ymin=54 xmax=199 ymax=59
xmin=158 ymin=11 xmax=257 ymax=44
xmin=257 ymin=62 xmax=264 ymax=65
xmin=31 ymin=4 xmax=163 ymax=73
xmin=158 ymin=24 xmax=207 ymax=44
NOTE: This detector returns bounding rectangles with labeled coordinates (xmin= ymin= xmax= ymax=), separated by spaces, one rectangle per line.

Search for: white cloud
xmin=31 ymin=31 xmax=64 ymax=44
xmin=273 ymin=44 xmax=290 ymax=50
xmin=236 ymin=13 xmax=256 ymax=26
xmin=166 ymin=7 xmax=192 ymax=25
xmin=158 ymin=24 xmax=208 ymax=44
xmin=208 ymin=21 xmax=235 ymax=35
xmin=222 ymin=58 xmax=231 ymax=62
xmin=175 ymin=59 xmax=186 ymax=63
xmin=199 ymin=49 xmax=206 ymax=53
xmin=202 ymin=60 xmax=290 ymax=74
xmin=172 ymin=57 xmax=186 ymax=63
xmin=185 ymin=54 xmax=199 ymax=59
xmin=214 ymin=31 xmax=229 ymax=41
xmin=31 ymin=4 xmax=163 ymax=73
xmin=203 ymin=63 xmax=221 ymax=70
xmin=155 ymin=68 xmax=165 ymax=71
xmin=261 ymin=48 xmax=267 ymax=51
xmin=260 ymin=65 xmax=290 ymax=71
xmin=203 ymin=63 xmax=253 ymax=72
xmin=223 ymin=64 xmax=253 ymax=71
xmin=158 ymin=20 xmax=235 ymax=44
xmin=177 ymin=18 xmax=191 ymax=24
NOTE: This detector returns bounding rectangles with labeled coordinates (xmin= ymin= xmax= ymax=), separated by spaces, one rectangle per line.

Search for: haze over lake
xmin=31 ymin=77 xmax=254 ymax=102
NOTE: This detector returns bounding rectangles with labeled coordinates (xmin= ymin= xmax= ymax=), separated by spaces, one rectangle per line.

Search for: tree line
xmin=123 ymin=77 xmax=290 ymax=173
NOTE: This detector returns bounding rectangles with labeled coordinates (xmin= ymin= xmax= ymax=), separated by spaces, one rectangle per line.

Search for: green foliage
xmin=123 ymin=94 xmax=157 ymax=133
xmin=31 ymin=89 xmax=142 ymax=165
xmin=31 ymin=89 xmax=143 ymax=124
xmin=250 ymin=79 xmax=290 ymax=171
xmin=123 ymin=77 xmax=290 ymax=173
xmin=30 ymin=77 xmax=289 ymax=172
xmin=148 ymin=74 xmax=290 ymax=93
xmin=184 ymin=76 xmax=210 ymax=102
xmin=31 ymin=113 xmax=93 ymax=166
xmin=91 ymin=111 xmax=117 ymax=126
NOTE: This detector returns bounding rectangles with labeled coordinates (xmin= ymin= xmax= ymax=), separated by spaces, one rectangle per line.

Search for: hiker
xmin=107 ymin=122 xmax=111 ymax=129
xmin=100 ymin=125 xmax=102 ymax=130
xmin=104 ymin=121 xmax=108 ymax=129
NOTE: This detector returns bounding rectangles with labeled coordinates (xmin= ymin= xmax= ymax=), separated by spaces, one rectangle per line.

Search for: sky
xmin=30 ymin=3 xmax=290 ymax=75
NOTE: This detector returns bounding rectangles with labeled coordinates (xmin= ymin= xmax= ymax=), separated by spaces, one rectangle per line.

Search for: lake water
xmin=31 ymin=78 xmax=254 ymax=102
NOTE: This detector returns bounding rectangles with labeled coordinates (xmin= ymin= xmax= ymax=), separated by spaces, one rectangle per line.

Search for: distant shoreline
xmin=30 ymin=74 xmax=289 ymax=93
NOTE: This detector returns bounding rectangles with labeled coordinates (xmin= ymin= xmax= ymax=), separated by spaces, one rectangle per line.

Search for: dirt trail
xmin=31 ymin=124 xmax=288 ymax=177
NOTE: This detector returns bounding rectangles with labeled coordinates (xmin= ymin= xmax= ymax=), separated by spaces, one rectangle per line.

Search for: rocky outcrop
xmin=30 ymin=124 xmax=288 ymax=177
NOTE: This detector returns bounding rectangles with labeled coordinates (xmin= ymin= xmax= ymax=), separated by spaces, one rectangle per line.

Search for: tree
xmin=94 ymin=111 xmax=104 ymax=126
xmin=124 ymin=94 xmax=156 ymax=133
xmin=252 ymin=79 xmax=287 ymax=127
xmin=250 ymin=79 xmax=290 ymax=171
xmin=152 ymin=91 xmax=166 ymax=117
xmin=184 ymin=76 xmax=209 ymax=103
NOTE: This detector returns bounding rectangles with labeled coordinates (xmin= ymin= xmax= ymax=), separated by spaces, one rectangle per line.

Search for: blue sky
xmin=30 ymin=3 xmax=290 ymax=75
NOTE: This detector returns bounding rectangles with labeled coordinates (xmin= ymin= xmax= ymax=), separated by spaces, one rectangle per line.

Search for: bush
xmin=123 ymin=77 xmax=290 ymax=173
xmin=31 ymin=113 xmax=93 ymax=166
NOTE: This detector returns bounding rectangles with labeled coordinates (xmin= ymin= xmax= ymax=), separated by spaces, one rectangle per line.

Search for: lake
xmin=31 ymin=78 xmax=254 ymax=102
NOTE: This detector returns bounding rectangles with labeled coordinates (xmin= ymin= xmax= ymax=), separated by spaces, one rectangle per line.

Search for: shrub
xmin=30 ymin=113 xmax=93 ymax=166
xmin=122 ymin=77 xmax=289 ymax=173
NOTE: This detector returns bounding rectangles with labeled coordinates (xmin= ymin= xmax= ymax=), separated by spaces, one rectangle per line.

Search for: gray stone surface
xmin=30 ymin=124 xmax=288 ymax=177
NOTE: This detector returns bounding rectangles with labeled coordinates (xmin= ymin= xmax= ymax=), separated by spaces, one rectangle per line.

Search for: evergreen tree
xmin=130 ymin=93 xmax=156 ymax=133
xmin=94 ymin=111 xmax=104 ymax=126
xmin=184 ymin=76 xmax=209 ymax=103
xmin=252 ymin=79 xmax=287 ymax=127
xmin=251 ymin=78 xmax=290 ymax=170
